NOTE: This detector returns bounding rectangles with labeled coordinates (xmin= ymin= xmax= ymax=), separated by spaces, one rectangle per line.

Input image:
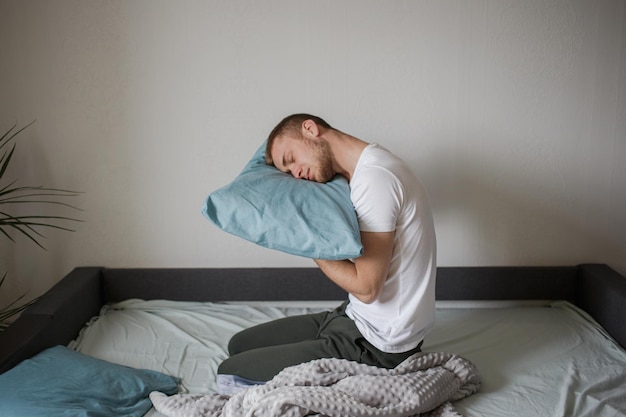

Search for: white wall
xmin=1 ymin=0 xmax=625 ymax=304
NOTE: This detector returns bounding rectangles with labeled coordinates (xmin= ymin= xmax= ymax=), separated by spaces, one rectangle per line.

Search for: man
xmin=217 ymin=114 xmax=436 ymax=393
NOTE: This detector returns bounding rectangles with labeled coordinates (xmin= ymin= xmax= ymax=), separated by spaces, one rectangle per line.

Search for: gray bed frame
xmin=1 ymin=263 xmax=625 ymax=374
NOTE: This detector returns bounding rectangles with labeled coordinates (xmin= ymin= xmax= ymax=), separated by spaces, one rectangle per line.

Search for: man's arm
xmin=315 ymin=231 xmax=394 ymax=304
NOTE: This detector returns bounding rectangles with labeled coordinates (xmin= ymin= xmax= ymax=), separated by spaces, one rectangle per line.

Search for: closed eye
xmin=281 ymin=153 xmax=294 ymax=173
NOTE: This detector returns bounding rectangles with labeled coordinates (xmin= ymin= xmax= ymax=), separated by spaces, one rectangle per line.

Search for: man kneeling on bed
xmin=216 ymin=114 xmax=437 ymax=395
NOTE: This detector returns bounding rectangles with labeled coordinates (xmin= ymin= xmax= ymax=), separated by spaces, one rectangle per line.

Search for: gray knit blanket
xmin=150 ymin=352 xmax=480 ymax=417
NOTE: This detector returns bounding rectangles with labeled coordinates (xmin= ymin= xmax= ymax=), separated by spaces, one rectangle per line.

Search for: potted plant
xmin=0 ymin=121 xmax=82 ymax=331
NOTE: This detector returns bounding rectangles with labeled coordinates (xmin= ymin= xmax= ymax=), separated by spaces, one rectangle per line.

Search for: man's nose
xmin=291 ymin=166 xmax=303 ymax=179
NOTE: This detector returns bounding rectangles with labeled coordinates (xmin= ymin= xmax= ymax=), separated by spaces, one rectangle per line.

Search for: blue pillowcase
xmin=202 ymin=143 xmax=363 ymax=260
xmin=0 ymin=346 xmax=179 ymax=417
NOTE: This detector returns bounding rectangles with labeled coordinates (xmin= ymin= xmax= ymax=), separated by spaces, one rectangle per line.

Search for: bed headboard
xmin=101 ymin=266 xmax=580 ymax=302
xmin=103 ymin=268 xmax=346 ymax=301
xmin=0 ymin=264 xmax=624 ymax=374
xmin=576 ymin=264 xmax=626 ymax=350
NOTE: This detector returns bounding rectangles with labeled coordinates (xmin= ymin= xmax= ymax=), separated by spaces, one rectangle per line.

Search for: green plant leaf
xmin=0 ymin=121 xmax=83 ymax=249
xmin=0 ymin=272 xmax=40 ymax=330
xmin=0 ymin=120 xmax=81 ymax=331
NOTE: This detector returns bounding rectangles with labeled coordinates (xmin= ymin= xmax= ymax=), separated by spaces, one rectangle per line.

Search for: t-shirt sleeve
xmin=350 ymin=166 xmax=402 ymax=233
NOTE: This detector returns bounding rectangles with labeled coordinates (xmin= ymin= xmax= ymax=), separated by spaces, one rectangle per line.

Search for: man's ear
xmin=302 ymin=119 xmax=320 ymax=138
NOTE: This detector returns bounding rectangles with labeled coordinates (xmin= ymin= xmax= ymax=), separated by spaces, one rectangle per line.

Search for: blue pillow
xmin=202 ymin=143 xmax=363 ymax=260
xmin=0 ymin=346 xmax=179 ymax=417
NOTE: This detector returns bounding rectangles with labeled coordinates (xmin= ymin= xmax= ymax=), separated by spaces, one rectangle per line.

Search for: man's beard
xmin=310 ymin=139 xmax=334 ymax=183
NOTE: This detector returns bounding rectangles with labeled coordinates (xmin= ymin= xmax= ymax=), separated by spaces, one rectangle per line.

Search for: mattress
xmin=69 ymin=300 xmax=626 ymax=417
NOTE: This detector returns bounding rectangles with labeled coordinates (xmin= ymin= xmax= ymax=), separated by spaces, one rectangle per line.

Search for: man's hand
xmin=315 ymin=231 xmax=394 ymax=304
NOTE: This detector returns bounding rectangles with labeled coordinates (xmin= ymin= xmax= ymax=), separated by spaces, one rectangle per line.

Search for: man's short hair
xmin=265 ymin=114 xmax=332 ymax=165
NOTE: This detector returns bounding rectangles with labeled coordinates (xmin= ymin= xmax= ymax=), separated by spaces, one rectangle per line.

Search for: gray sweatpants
xmin=216 ymin=302 xmax=422 ymax=382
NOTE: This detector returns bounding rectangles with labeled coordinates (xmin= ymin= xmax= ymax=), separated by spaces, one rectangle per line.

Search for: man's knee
xmin=217 ymin=354 xmax=237 ymax=376
xmin=227 ymin=330 xmax=248 ymax=355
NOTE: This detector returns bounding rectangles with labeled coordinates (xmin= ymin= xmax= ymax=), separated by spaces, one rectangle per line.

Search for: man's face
xmin=271 ymin=135 xmax=334 ymax=183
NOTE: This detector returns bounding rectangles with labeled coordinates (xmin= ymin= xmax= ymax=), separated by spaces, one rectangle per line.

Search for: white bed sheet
xmin=70 ymin=300 xmax=626 ymax=417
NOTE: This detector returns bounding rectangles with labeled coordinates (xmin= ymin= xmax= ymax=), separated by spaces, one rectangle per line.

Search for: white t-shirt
xmin=345 ymin=143 xmax=437 ymax=353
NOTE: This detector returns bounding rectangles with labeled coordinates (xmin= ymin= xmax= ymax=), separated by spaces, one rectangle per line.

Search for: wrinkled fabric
xmin=150 ymin=352 xmax=480 ymax=417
